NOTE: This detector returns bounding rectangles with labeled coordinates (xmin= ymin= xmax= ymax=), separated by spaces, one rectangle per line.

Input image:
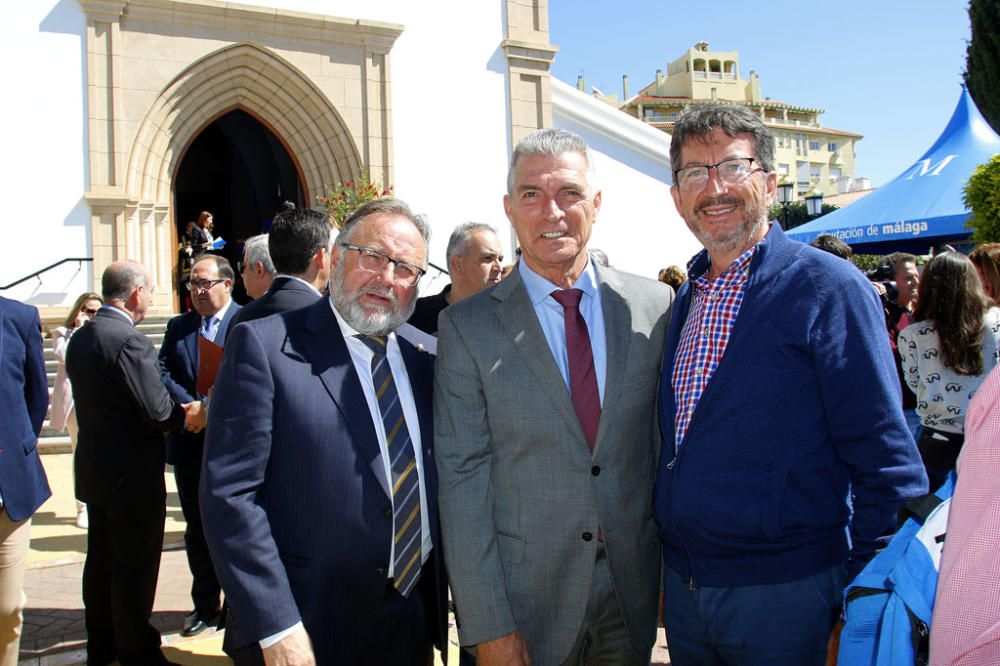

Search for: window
xmin=830 ymin=168 xmax=843 ymax=180
xmin=810 ymin=165 xmax=822 ymax=180
xmin=809 ymin=140 xmax=821 ymax=151
xmin=778 ymin=163 xmax=790 ymax=175
xmin=828 ymin=142 xmax=838 ymax=152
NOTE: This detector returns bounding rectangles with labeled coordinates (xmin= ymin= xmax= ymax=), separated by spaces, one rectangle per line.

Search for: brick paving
xmin=21 ymin=454 xmax=671 ymax=665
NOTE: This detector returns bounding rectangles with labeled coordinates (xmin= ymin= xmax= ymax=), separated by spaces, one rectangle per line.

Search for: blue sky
xmin=548 ymin=1 xmax=972 ymax=188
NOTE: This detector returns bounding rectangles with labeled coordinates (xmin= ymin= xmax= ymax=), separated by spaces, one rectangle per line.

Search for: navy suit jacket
xmin=158 ymin=302 xmax=240 ymax=466
xmin=201 ymin=298 xmax=445 ymax=664
xmin=0 ymin=297 xmax=51 ymax=521
xmin=226 ymin=277 xmax=320 ymax=340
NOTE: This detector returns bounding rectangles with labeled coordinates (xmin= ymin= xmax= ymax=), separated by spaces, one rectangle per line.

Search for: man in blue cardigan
xmin=654 ymin=105 xmax=927 ymax=665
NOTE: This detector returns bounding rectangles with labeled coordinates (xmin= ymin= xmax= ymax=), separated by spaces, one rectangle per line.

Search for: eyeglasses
xmin=81 ymin=307 xmax=99 ymax=316
xmin=186 ymin=279 xmax=226 ymax=293
xmin=340 ymin=243 xmax=425 ymax=287
xmin=673 ymin=157 xmax=761 ymax=191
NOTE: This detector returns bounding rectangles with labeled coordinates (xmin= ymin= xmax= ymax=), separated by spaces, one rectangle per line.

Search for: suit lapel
xmin=299 ymin=300 xmax=390 ymax=498
xmin=593 ymin=266 xmax=629 ymax=455
xmin=181 ymin=312 xmax=201 ymax=379
xmin=494 ymin=271 xmax=589 ymax=449
xmin=215 ymin=302 xmax=241 ymax=344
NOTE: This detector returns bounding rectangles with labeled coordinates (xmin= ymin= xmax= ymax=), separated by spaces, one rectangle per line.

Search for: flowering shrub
xmin=318 ymin=170 xmax=393 ymax=228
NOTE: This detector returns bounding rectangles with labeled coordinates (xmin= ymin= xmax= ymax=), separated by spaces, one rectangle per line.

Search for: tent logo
xmin=903 ymin=154 xmax=957 ymax=179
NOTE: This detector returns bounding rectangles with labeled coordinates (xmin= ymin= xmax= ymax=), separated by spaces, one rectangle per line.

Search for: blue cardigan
xmin=654 ymin=225 xmax=927 ymax=587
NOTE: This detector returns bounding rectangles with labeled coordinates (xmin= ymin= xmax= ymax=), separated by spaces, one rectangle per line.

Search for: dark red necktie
xmin=551 ymin=289 xmax=601 ymax=450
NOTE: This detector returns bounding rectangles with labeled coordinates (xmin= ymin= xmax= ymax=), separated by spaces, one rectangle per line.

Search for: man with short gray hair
xmin=409 ymin=222 xmax=504 ymax=335
xmin=435 ymin=128 xmax=673 ymax=664
xmin=238 ymin=233 xmax=275 ymax=300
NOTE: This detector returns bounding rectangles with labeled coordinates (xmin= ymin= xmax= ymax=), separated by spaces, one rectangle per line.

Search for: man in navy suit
xmin=227 ymin=205 xmax=332 ymax=334
xmin=202 ymin=198 xmax=446 ymax=665
xmin=158 ymin=255 xmax=241 ymax=637
xmin=0 ymin=296 xmax=51 ymax=666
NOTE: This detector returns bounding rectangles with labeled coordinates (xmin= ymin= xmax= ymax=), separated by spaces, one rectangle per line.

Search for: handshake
xmin=181 ymin=400 xmax=208 ymax=433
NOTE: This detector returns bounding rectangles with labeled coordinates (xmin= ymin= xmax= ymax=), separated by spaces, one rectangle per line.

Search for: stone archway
xmin=79 ymin=0 xmax=402 ymax=311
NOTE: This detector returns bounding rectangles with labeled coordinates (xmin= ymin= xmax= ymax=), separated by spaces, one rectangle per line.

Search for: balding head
xmin=101 ymin=260 xmax=153 ymax=324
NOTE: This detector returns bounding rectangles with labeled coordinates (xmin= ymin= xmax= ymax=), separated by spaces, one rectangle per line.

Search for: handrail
xmin=0 ymin=257 xmax=93 ymax=291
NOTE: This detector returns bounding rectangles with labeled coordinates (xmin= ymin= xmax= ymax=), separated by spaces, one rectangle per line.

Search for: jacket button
xmin=383 ymin=506 xmax=393 ymax=519
xmin=591 ymin=465 xmax=601 ymax=476
xmin=582 ymin=532 xmax=593 ymax=542
xmin=375 ymin=564 xmax=388 ymax=576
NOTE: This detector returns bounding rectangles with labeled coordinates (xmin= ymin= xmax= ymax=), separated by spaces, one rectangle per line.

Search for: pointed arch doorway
xmin=174 ymin=109 xmax=305 ymax=306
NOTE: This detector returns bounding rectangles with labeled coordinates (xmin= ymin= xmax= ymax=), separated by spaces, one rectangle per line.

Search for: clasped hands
xmin=181 ymin=400 xmax=207 ymax=433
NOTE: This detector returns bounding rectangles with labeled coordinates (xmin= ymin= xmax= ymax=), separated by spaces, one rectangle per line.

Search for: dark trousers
xmin=83 ymin=497 xmax=168 ymax=666
xmin=916 ymin=427 xmax=964 ymax=492
xmin=663 ymin=563 xmax=846 ymax=666
xmin=173 ymin=460 xmax=221 ymax=615
xmin=229 ymin=567 xmax=438 ymax=666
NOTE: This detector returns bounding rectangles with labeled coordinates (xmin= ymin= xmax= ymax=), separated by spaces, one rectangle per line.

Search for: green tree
xmin=768 ymin=201 xmax=839 ymax=229
xmin=964 ymin=0 xmax=1000 ymax=134
xmin=964 ymin=154 xmax=1000 ymax=243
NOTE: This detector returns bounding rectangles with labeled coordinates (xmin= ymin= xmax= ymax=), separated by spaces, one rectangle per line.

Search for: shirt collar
xmin=275 ymin=274 xmax=323 ymax=296
xmin=101 ymin=304 xmax=135 ymax=325
xmin=518 ymin=257 xmax=599 ymax=306
xmin=204 ymin=298 xmax=233 ymax=324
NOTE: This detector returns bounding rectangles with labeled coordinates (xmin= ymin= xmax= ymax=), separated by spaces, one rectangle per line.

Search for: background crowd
xmin=1 ymin=107 xmax=998 ymax=666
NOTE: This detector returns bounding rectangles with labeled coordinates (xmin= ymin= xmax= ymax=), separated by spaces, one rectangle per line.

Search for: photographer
xmin=867 ymin=252 xmax=920 ymax=437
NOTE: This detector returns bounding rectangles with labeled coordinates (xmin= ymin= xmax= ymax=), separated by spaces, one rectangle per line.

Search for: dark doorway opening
xmin=174 ymin=108 xmax=304 ymax=307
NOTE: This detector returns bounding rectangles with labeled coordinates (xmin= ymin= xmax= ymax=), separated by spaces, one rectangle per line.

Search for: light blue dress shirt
xmin=518 ymin=259 xmax=607 ymax=405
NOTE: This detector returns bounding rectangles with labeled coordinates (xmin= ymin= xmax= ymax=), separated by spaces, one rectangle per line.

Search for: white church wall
xmin=1 ymin=2 xmax=92 ymax=305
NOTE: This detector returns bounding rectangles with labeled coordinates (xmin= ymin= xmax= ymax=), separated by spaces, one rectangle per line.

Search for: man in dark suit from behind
xmin=67 ymin=260 xmax=193 ymax=666
xmin=0 ymin=296 xmax=51 ymax=666
xmin=227 ymin=205 xmax=333 ymax=333
xmin=202 ymin=198 xmax=447 ymax=665
xmin=158 ymin=255 xmax=241 ymax=637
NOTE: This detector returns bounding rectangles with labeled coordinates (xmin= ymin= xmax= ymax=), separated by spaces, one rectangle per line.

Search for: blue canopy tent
xmin=788 ymin=87 xmax=1000 ymax=254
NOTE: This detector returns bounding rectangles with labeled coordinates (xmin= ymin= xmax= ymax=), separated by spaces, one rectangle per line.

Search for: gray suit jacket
xmin=434 ymin=264 xmax=673 ymax=664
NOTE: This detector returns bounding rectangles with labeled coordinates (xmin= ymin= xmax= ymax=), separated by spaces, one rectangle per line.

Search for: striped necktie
xmin=358 ymin=335 xmax=422 ymax=597
xmin=201 ymin=315 xmax=217 ymax=343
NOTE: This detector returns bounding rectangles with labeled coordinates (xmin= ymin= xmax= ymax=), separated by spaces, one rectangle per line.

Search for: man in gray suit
xmin=435 ymin=128 xmax=673 ymax=665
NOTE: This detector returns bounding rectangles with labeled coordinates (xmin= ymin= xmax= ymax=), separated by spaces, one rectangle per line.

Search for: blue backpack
xmin=837 ymin=472 xmax=955 ymax=666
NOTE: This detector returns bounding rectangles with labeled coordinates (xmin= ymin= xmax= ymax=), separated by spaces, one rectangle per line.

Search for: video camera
xmin=866 ymin=262 xmax=899 ymax=303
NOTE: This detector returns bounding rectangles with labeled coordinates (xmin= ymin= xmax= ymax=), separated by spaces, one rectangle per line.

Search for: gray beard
xmin=330 ymin=266 xmax=417 ymax=337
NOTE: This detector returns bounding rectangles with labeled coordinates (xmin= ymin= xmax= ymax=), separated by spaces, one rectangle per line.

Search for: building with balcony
xmin=619 ymin=42 xmax=865 ymax=200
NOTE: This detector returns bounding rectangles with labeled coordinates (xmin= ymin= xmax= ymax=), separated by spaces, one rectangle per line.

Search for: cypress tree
xmin=964 ymin=0 xmax=1000 ymax=134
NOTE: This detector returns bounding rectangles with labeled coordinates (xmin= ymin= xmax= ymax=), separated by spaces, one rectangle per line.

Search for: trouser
xmin=663 ymin=563 xmax=847 ymax=666
xmin=83 ymin=497 xmax=169 ymax=666
xmin=173 ymin=460 xmax=221 ymax=616
xmin=0 ymin=510 xmax=31 ymax=666
xmin=562 ymin=544 xmax=649 ymax=666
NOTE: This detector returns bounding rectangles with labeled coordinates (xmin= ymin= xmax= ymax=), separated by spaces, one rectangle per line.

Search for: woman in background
xmin=898 ymin=252 xmax=1000 ymax=490
xmin=969 ymin=242 xmax=1000 ymax=306
xmin=51 ymin=292 xmax=102 ymax=528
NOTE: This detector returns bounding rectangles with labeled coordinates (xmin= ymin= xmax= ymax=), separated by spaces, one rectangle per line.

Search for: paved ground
xmin=20 ymin=454 xmax=671 ymax=664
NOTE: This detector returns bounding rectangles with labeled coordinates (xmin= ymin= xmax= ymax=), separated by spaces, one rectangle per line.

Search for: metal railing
xmin=0 ymin=257 xmax=93 ymax=291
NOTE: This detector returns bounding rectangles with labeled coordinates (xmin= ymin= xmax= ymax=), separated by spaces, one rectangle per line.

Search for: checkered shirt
xmin=672 ymin=244 xmax=759 ymax=446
